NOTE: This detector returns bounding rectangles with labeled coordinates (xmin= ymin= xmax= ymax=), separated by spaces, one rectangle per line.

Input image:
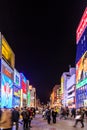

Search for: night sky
xmin=0 ymin=1 xmax=87 ymax=104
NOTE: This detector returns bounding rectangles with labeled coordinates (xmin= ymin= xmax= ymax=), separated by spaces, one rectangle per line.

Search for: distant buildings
xmin=50 ymin=7 xmax=87 ymax=109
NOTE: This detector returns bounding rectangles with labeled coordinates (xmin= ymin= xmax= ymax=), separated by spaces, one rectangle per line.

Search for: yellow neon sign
xmin=2 ymin=36 xmax=15 ymax=68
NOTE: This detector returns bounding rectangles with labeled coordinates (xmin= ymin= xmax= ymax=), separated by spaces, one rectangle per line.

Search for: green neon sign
xmin=76 ymin=78 xmax=87 ymax=89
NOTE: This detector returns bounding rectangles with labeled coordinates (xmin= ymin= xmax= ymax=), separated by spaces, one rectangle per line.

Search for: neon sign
xmin=2 ymin=35 xmax=15 ymax=68
xmin=14 ymin=69 xmax=21 ymax=87
xmin=20 ymin=73 xmax=27 ymax=94
xmin=2 ymin=59 xmax=13 ymax=80
xmin=76 ymin=7 xmax=87 ymax=44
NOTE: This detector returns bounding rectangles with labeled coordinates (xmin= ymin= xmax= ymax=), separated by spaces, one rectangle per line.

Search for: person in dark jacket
xmin=0 ymin=108 xmax=2 ymax=120
xmin=52 ymin=108 xmax=57 ymax=123
xmin=12 ymin=107 xmax=20 ymax=130
xmin=46 ymin=107 xmax=51 ymax=124
xmin=21 ymin=107 xmax=29 ymax=129
xmin=71 ymin=107 xmax=76 ymax=119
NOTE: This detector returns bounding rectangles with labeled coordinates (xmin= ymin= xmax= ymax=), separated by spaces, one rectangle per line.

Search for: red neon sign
xmin=22 ymin=80 xmax=26 ymax=93
xmin=76 ymin=7 xmax=87 ymax=44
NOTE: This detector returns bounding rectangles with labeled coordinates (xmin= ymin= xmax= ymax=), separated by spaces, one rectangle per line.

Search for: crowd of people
xmin=42 ymin=106 xmax=87 ymax=128
xmin=0 ymin=106 xmax=87 ymax=130
xmin=0 ymin=106 xmax=36 ymax=130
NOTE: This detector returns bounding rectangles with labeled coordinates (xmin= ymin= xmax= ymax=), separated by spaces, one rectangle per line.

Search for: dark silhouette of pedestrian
xmin=52 ymin=108 xmax=57 ymax=123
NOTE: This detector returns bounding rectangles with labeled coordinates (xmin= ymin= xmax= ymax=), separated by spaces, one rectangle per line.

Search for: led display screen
xmin=14 ymin=69 xmax=21 ymax=88
xmin=20 ymin=73 xmax=27 ymax=94
xmin=1 ymin=74 xmax=13 ymax=108
xmin=12 ymin=96 xmax=20 ymax=107
xmin=76 ymin=7 xmax=87 ymax=44
xmin=2 ymin=59 xmax=13 ymax=80
xmin=76 ymin=51 xmax=87 ymax=88
xmin=0 ymin=59 xmax=1 ymax=107
xmin=27 ymin=91 xmax=31 ymax=106
xmin=76 ymin=27 xmax=87 ymax=63
xmin=76 ymin=85 xmax=87 ymax=108
xmin=13 ymin=86 xmax=21 ymax=97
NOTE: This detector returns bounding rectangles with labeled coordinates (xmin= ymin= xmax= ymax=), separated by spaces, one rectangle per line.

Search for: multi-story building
xmin=67 ymin=68 xmax=76 ymax=109
xmin=61 ymin=72 xmax=70 ymax=107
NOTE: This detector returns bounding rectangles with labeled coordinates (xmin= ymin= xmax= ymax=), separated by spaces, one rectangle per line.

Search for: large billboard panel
xmin=13 ymin=86 xmax=21 ymax=97
xmin=0 ymin=32 xmax=1 ymax=58
xmin=0 ymin=59 xmax=1 ymax=107
xmin=14 ymin=69 xmax=21 ymax=88
xmin=1 ymin=74 xmax=13 ymax=108
xmin=76 ymin=27 xmax=87 ymax=63
xmin=2 ymin=35 xmax=15 ymax=68
xmin=76 ymin=7 xmax=87 ymax=44
xmin=2 ymin=59 xmax=13 ymax=80
xmin=76 ymin=85 xmax=87 ymax=108
xmin=76 ymin=51 xmax=87 ymax=88
xmin=20 ymin=73 xmax=27 ymax=94
xmin=12 ymin=96 xmax=20 ymax=107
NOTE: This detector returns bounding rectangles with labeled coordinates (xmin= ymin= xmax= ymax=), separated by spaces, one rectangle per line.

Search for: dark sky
xmin=0 ymin=1 xmax=87 ymax=104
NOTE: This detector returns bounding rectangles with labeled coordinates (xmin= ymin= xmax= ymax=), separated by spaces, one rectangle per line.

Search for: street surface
xmin=13 ymin=114 xmax=87 ymax=130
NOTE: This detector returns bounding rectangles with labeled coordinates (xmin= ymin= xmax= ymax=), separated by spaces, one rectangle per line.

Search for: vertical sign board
xmin=0 ymin=32 xmax=1 ymax=107
xmin=0 ymin=59 xmax=1 ymax=107
xmin=2 ymin=35 xmax=15 ymax=69
xmin=1 ymin=59 xmax=13 ymax=108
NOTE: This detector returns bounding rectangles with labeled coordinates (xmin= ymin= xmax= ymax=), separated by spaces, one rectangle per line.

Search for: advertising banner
xmin=76 ymin=7 xmax=87 ymax=44
xmin=13 ymin=96 xmax=20 ymax=107
xmin=2 ymin=35 xmax=15 ymax=68
xmin=76 ymin=51 xmax=87 ymax=88
xmin=0 ymin=32 xmax=1 ymax=58
xmin=0 ymin=59 xmax=1 ymax=107
xmin=14 ymin=69 xmax=21 ymax=88
xmin=76 ymin=85 xmax=87 ymax=108
xmin=2 ymin=59 xmax=13 ymax=80
xmin=13 ymin=86 xmax=21 ymax=97
xmin=1 ymin=74 xmax=13 ymax=108
xmin=20 ymin=73 xmax=27 ymax=94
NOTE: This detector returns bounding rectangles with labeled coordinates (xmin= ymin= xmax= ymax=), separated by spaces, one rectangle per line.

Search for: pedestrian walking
xmin=12 ymin=107 xmax=20 ymax=130
xmin=27 ymin=107 xmax=33 ymax=128
xmin=21 ymin=107 xmax=29 ymax=129
xmin=52 ymin=108 xmax=57 ymax=123
xmin=0 ymin=106 xmax=12 ymax=130
xmin=71 ymin=107 xmax=76 ymax=119
xmin=73 ymin=108 xmax=84 ymax=128
xmin=46 ymin=107 xmax=51 ymax=124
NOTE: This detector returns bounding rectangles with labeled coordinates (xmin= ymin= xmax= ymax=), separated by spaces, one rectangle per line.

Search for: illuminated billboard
xmin=13 ymin=96 xmax=20 ymax=107
xmin=76 ymin=85 xmax=87 ymax=108
xmin=13 ymin=86 xmax=21 ymax=97
xmin=27 ymin=91 xmax=31 ymax=106
xmin=1 ymin=74 xmax=13 ymax=108
xmin=2 ymin=59 xmax=13 ymax=80
xmin=0 ymin=32 xmax=1 ymax=58
xmin=14 ymin=69 xmax=21 ymax=88
xmin=20 ymin=73 xmax=27 ymax=94
xmin=76 ymin=7 xmax=87 ymax=44
xmin=76 ymin=51 xmax=87 ymax=88
xmin=2 ymin=35 xmax=15 ymax=68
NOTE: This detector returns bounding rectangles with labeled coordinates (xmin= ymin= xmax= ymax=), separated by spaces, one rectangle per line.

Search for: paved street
xmin=13 ymin=114 xmax=87 ymax=130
